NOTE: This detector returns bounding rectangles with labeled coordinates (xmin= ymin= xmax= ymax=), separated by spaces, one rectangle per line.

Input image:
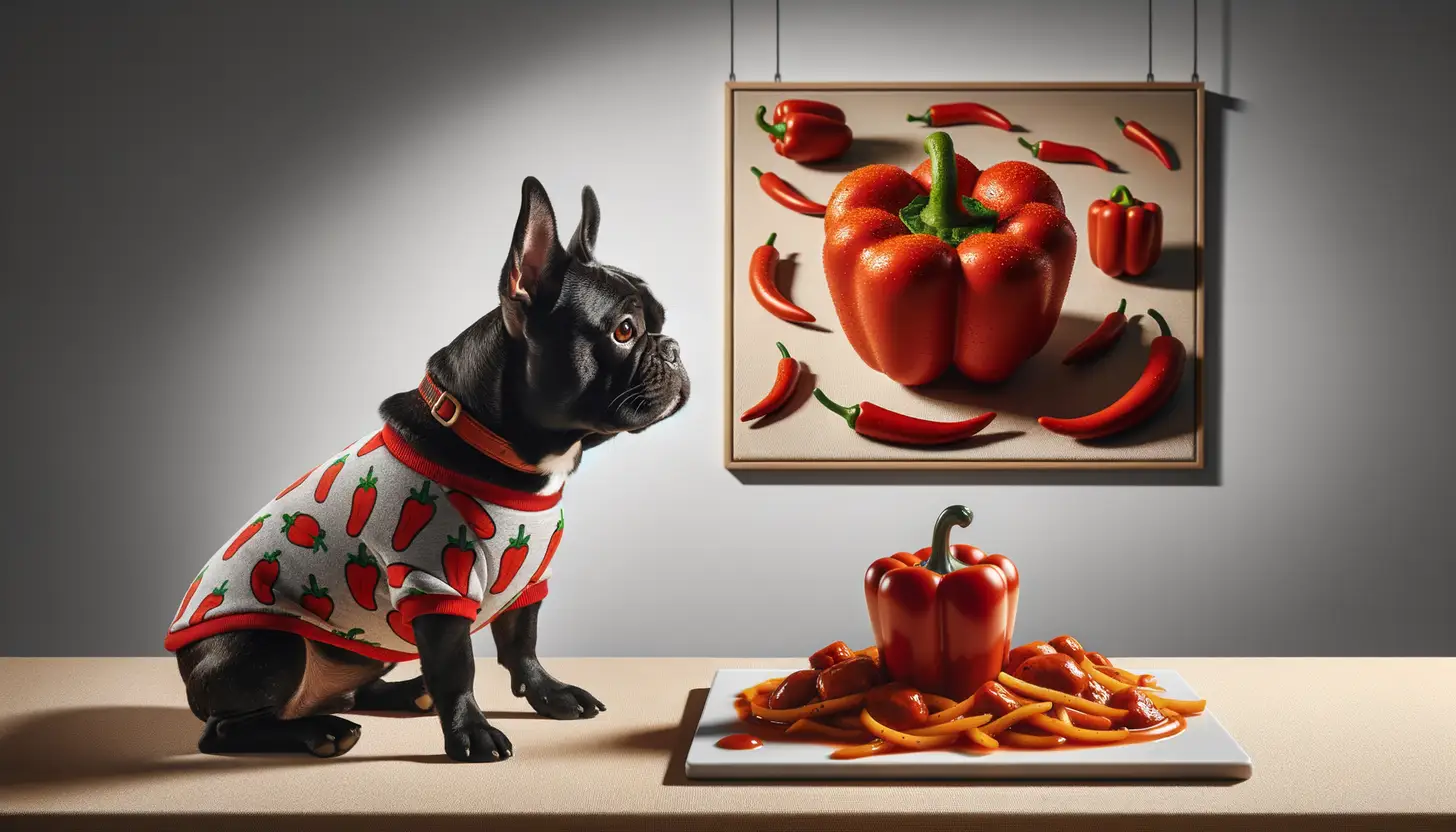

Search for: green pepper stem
xmin=918 ymin=132 xmax=974 ymax=234
xmin=1114 ymin=116 xmax=1129 ymax=131
xmin=811 ymin=388 xmax=860 ymax=430
xmin=765 ymin=232 xmax=777 ymax=247
xmin=1018 ymin=136 xmax=1040 ymax=157
xmin=1147 ymin=308 xmax=1172 ymax=338
xmin=775 ymin=342 xmax=790 ymax=359
xmin=1117 ymin=298 xmax=1127 ymax=315
xmin=906 ymin=110 xmax=932 ymax=125
xmin=1110 ymin=184 xmax=1138 ymax=207
xmin=755 ymin=106 xmax=787 ymax=140
xmin=923 ymin=505 xmax=974 ymax=575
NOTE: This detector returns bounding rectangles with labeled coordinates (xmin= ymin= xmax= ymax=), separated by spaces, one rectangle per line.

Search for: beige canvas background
xmin=728 ymin=85 xmax=1201 ymax=466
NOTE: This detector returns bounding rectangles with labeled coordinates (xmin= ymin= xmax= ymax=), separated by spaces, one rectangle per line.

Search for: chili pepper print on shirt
xmin=163 ymin=428 xmax=565 ymax=660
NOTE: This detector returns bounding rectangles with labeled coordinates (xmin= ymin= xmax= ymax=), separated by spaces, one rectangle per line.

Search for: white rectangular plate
xmin=686 ymin=668 xmax=1251 ymax=781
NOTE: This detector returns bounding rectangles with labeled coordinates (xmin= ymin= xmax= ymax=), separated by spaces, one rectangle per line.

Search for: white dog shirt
xmin=165 ymin=426 xmax=564 ymax=661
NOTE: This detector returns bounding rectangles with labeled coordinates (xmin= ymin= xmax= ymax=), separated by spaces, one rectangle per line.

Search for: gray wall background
xmin=2 ymin=1 xmax=1453 ymax=658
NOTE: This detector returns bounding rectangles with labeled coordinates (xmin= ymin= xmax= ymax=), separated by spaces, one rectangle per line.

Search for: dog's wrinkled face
xmin=500 ymin=178 xmax=689 ymax=437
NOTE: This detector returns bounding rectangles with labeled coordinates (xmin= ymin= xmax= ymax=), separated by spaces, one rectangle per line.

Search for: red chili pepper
xmin=1039 ymin=309 xmax=1185 ymax=439
xmin=1062 ymin=298 xmax=1128 ymax=365
xmin=740 ymin=342 xmax=801 ymax=422
xmin=812 ymin=387 xmax=996 ymax=446
xmin=1018 ymin=136 xmax=1111 ymax=170
xmin=906 ymin=102 xmax=1012 ymax=131
xmin=750 ymin=167 xmax=827 ymax=215
xmin=1115 ymin=116 xmax=1174 ymax=170
xmin=747 ymin=232 xmax=815 ymax=324
xmin=756 ymin=102 xmax=853 ymax=163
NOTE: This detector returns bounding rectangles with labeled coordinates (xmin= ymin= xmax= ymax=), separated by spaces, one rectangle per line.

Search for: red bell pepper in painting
xmin=1088 ymin=185 xmax=1163 ymax=278
xmin=756 ymin=100 xmax=853 ymax=163
xmin=823 ymin=131 xmax=1075 ymax=385
xmin=864 ymin=506 xmax=1019 ymax=700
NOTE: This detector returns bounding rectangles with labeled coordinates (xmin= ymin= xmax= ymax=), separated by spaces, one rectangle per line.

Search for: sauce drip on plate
xmin=717 ymin=733 xmax=764 ymax=751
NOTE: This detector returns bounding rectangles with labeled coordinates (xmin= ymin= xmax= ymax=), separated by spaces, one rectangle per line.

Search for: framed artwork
xmin=724 ymin=82 xmax=1205 ymax=470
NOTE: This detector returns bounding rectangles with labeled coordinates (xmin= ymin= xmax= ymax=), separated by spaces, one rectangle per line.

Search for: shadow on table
xmin=657 ymin=688 xmax=1238 ymax=789
xmin=0 ymin=703 xmax=489 ymax=790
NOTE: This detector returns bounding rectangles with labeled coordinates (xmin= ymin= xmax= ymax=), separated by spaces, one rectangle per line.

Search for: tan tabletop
xmin=0 ymin=657 xmax=1452 ymax=831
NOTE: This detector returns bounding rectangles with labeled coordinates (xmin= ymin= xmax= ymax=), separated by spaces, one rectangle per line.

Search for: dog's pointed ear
xmin=500 ymin=176 xmax=563 ymax=339
xmin=568 ymin=185 xmax=601 ymax=262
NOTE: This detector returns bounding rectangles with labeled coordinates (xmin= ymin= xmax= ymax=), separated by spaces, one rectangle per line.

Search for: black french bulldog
xmin=175 ymin=177 xmax=688 ymax=761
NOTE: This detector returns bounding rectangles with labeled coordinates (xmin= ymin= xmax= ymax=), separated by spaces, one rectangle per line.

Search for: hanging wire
xmin=1191 ymin=0 xmax=1200 ymax=81
xmin=773 ymin=0 xmax=782 ymax=82
xmin=1146 ymin=0 xmax=1155 ymax=82
xmin=728 ymin=0 xmax=735 ymax=81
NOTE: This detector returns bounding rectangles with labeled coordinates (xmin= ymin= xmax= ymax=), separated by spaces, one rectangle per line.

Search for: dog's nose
xmin=657 ymin=337 xmax=680 ymax=364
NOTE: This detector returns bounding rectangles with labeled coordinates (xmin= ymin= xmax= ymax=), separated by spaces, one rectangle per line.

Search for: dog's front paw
xmin=441 ymin=699 xmax=513 ymax=762
xmin=525 ymin=679 xmax=606 ymax=720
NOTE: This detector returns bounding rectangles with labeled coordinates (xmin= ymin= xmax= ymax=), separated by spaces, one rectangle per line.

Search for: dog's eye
xmin=613 ymin=319 xmax=636 ymax=344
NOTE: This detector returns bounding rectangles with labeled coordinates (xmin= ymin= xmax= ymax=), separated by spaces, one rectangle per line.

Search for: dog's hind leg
xmin=354 ymin=674 xmax=434 ymax=714
xmin=177 ymin=630 xmax=384 ymax=757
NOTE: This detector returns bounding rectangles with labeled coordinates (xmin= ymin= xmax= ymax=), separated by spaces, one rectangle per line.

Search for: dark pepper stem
xmin=923 ymin=505 xmax=974 ymax=575
xmin=1018 ymin=136 xmax=1040 ymax=157
xmin=755 ymin=106 xmax=787 ymax=140
xmin=1147 ymin=308 xmax=1173 ymax=338
xmin=1117 ymin=298 xmax=1127 ymax=315
xmin=775 ymin=341 xmax=790 ymax=359
xmin=918 ymin=132 xmax=974 ymax=234
xmin=906 ymin=110 xmax=932 ymax=125
xmin=765 ymin=232 xmax=777 ymax=247
xmin=1110 ymin=184 xmax=1138 ymax=207
xmin=1114 ymin=116 xmax=1129 ymax=131
xmin=811 ymin=387 xmax=860 ymax=430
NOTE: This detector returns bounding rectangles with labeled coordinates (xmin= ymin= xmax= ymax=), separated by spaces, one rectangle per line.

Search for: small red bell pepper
xmin=756 ymin=100 xmax=853 ymax=164
xmin=1088 ymin=185 xmax=1163 ymax=278
xmin=864 ymin=506 xmax=1020 ymax=701
xmin=823 ymin=131 xmax=1076 ymax=385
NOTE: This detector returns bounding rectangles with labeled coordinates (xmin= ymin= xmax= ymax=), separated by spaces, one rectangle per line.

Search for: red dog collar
xmin=418 ymin=373 xmax=541 ymax=475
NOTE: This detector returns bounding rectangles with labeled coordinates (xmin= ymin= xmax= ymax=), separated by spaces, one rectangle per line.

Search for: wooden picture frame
xmin=724 ymin=82 xmax=1205 ymax=471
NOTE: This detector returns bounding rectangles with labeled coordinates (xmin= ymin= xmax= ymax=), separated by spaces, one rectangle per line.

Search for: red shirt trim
xmin=381 ymin=426 xmax=562 ymax=512
xmin=164 ymin=612 xmax=422 ymax=663
xmin=396 ymin=594 xmax=480 ymax=625
xmin=506 ymin=580 xmax=550 ymax=611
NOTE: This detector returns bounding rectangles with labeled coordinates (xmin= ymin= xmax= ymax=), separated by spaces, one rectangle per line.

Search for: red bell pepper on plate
xmin=823 ymin=131 xmax=1076 ymax=385
xmin=864 ymin=505 xmax=1019 ymax=700
xmin=1088 ymin=185 xmax=1163 ymax=278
